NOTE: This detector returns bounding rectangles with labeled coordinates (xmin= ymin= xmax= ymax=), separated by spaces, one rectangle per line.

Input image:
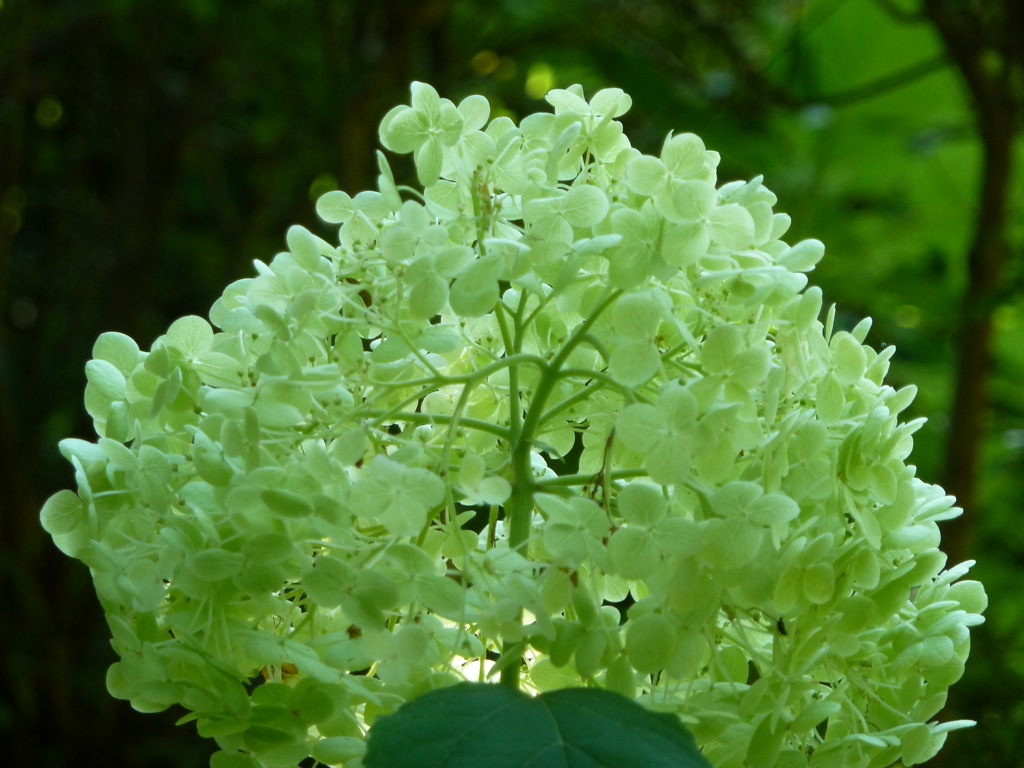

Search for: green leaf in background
xmin=364 ymin=682 xmax=711 ymax=768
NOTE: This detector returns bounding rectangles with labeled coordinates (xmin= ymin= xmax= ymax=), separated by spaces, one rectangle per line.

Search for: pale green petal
xmin=778 ymin=238 xmax=825 ymax=272
xmin=746 ymin=717 xmax=785 ymax=768
xmin=458 ymin=452 xmax=486 ymax=489
xmin=589 ymin=87 xmax=631 ymax=117
xmin=85 ymin=359 xmax=127 ymax=401
xmin=803 ymin=562 xmax=835 ymax=604
xmin=303 ymin=556 xmax=357 ymax=608
xmin=694 ymin=434 xmax=737 ymax=485
xmin=617 ymin=482 xmax=667 ymax=527
xmin=625 ymin=155 xmax=668 ymax=197
xmin=448 ymin=255 xmax=503 ymax=317
xmin=653 ymin=517 xmax=703 ymax=557
xmin=666 ymin=629 xmax=709 ymax=679
xmin=312 ymin=737 xmax=367 ymax=765
xmin=477 ymin=476 xmax=512 ymax=505
xmin=437 ymin=102 xmax=465 ymax=146
xmin=657 ymin=385 xmax=698 ymax=430
xmin=644 ymin=439 xmax=691 ymax=486
xmin=262 ymin=488 xmax=314 ymax=519
xmin=522 ymin=196 xmax=560 ymax=225
xmin=869 ymin=464 xmax=898 ymax=505
xmin=433 ymin=245 xmax=475 ymax=278
xmin=791 ymin=700 xmax=842 ymax=734
xmin=544 ymin=88 xmax=590 ymax=114
xmin=423 ymin=179 xmax=464 ymax=220
xmin=166 ymin=315 xmax=213 ymax=358
xmin=93 ymin=332 xmax=141 ymax=376
xmin=242 ymin=533 xmax=294 ymax=564
xmin=353 ymin=189 xmax=390 ymax=220
xmin=731 ymin=344 xmax=772 ymax=389
xmin=316 ymin=190 xmax=354 ymax=224
xmin=770 ymin=212 xmax=792 ymax=241
xmin=947 ymin=580 xmax=988 ymax=614
xmin=417 ymin=574 xmax=466 ymax=619
xmin=286 ymin=225 xmax=322 ymax=270
xmin=607 ymin=244 xmax=653 ymax=289
xmin=377 ymin=150 xmax=402 ymax=212
xmin=380 ymin=226 xmax=416 ymax=263
xmin=616 ymin=403 xmax=663 ymax=453
xmin=414 ymin=137 xmax=444 ymax=186
xmin=661 ymin=222 xmax=709 ymax=267
xmin=707 ymin=203 xmax=755 ymax=250
xmin=608 ymin=527 xmax=660 ymax=580
xmin=613 ymin=292 xmax=662 ymax=339
xmin=701 ymin=324 xmax=742 ymax=374
xmin=561 ymin=184 xmax=609 ymax=228
xmin=774 ymin=565 xmax=803 ymax=614
xmin=350 ymin=476 xmax=398 ymax=522
xmin=590 ymin=120 xmax=626 ymax=158
xmin=40 ymin=489 xmax=86 ymax=536
xmin=816 ymin=372 xmax=845 ymax=423
xmin=377 ymin=103 xmax=409 ymax=151
xmin=379 ymin=496 xmax=427 ymax=538
xmin=408 ymin=275 xmax=449 ymax=319
xmin=189 ymin=549 xmax=244 ymax=581
xmin=384 ymin=107 xmax=428 ymax=153
xmin=544 ymin=523 xmax=589 ymax=562
xmin=672 ymin=179 xmax=716 ymax=221
xmin=528 ymin=213 xmax=573 ymax=245
xmin=625 ymin=613 xmax=676 ymax=673
xmin=535 ymin=493 xmax=574 ymax=524
xmin=403 ymin=467 xmax=445 ymax=508
xmin=458 ymin=94 xmax=490 ymax=132
xmin=399 ymin=198 xmax=430 ymax=231
xmin=195 ymin=352 xmax=243 ymax=388
xmin=410 ymin=81 xmax=441 ymax=119
xmin=704 ymin=517 xmax=763 ymax=569
xmin=748 ymin=492 xmax=800 ymax=527
xmin=831 ymin=331 xmax=867 ymax=385
xmin=573 ymin=497 xmax=611 ymax=539
xmin=608 ymin=206 xmax=645 ymax=241
xmin=748 ymin=201 xmax=775 ymax=245
xmin=710 ymin=481 xmax=762 ymax=518
xmin=608 ymin=341 xmax=660 ymax=387
xmin=661 ymin=132 xmax=706 ymax=178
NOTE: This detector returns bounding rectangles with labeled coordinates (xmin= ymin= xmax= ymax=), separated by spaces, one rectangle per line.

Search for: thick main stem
xmin=498 ymin=289 xmax=620 ymax=687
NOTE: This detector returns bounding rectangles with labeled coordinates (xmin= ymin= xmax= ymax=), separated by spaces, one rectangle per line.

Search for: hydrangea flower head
xmin=41 ymin=82 xmax=985 ymax=768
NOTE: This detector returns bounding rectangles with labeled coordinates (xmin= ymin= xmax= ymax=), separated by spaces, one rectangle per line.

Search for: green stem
xmin=535 ymin=468 xmax=646 ymax=489
xmin=573 ymin=333 xmax=611 ymax=363
xmin=363 ymin=410 xmax=511 ymax=440
xmin=540 ymin=381 xmax=607 ymax=427
xmin=496 ymin=303 xmax=522 ymax=444
xmin=499 ymin=288 xmax=620 ymax=689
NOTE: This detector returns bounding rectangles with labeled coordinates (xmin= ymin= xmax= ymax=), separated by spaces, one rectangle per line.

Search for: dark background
xmin=3 ymin=0 xmax=1024 ymax=765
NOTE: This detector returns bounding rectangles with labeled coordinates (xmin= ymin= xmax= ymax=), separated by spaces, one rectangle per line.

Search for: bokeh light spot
xmin=10 ymin=298 xmax=38 ymax=330
xmin=308 ymin=172 xmax=338 ymax=203
xmin=894 ymin=305 xmax=921 ymax=328
xmin=525 ymin=63 xmax=554 ymax=100
xmin=35 ymin=96 xmax=63 ymax=128
xmin=471 ymin=50 xmax=500 ymax=77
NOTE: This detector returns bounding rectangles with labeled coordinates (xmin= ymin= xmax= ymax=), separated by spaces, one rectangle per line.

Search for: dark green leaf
xmin=364 ymin=682 xmax=711 ymax=768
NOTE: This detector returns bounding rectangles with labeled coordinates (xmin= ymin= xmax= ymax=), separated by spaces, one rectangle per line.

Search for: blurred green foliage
xmin=1 ymin=0 xmax=1023 ymax=766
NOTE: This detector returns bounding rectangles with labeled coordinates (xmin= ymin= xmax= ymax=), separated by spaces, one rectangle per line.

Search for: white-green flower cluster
xmin=41 ymin=82 xmax=986 ymax=768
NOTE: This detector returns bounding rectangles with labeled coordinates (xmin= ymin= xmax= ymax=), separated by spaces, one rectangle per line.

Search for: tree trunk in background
xmin=940 ymin=122 xmax=1013 ymax=568
xmin=924 ymin=0 xmax=1018 ymax=569
xmin=923 ymin=4 xmax=1018 ymax=763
